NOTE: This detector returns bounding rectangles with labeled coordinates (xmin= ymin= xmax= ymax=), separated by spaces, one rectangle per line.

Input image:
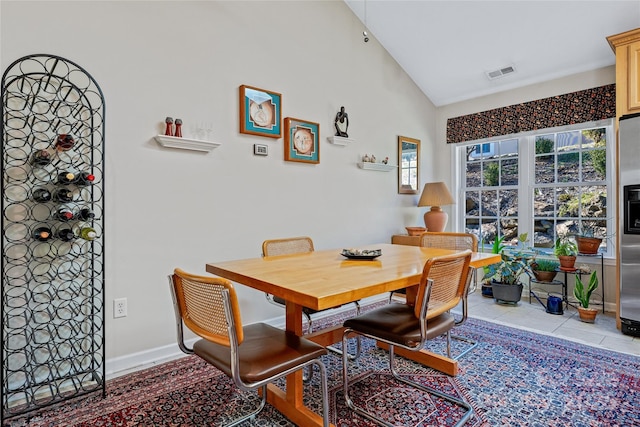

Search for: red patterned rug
xmin=4 ymin=316 xmax=640 ymax=426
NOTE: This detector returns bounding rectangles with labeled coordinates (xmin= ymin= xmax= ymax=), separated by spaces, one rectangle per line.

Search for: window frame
xmin=454 ymin=119 xmax=615 ymax=257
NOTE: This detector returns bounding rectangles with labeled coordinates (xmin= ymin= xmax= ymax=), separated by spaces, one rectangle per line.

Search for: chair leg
xmin=343 ymin=332 xmax=473 ymax=427
xmin=224 ymin=384 xmax=267 ymax=427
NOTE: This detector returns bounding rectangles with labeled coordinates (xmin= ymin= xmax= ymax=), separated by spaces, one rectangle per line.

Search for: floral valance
xmin=446 ymin=84 xmax=616 ymax=144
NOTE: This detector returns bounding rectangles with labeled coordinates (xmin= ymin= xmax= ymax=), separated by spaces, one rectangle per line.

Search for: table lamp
xmin=417 ymin=182 xmax=455 ymax=232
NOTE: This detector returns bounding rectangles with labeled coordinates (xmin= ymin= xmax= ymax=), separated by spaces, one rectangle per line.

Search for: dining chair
xmin=342 ymin=250 xmax=474 ymax=427
xmin=390 ymin=231 xmax=479 ymax=359
xmin=169 ymin=268 xmax=329 ymax=427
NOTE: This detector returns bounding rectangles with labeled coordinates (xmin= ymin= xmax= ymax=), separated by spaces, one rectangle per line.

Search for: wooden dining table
xmin=206 ymin=242 xmax=500 ymax=427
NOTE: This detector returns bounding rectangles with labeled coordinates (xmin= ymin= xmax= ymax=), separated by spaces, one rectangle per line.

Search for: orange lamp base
xmin=423 ymin=206 xmax=448 ymax=232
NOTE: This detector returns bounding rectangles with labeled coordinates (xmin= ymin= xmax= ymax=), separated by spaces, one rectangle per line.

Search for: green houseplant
xmin=484 ymin=250 xmax=533 ymax=304
xmin=573 ymin=271 xmax=599 ymax=323
xmin=530 ymin=258 xmax=560 ymax=283
xmin=481 ymin=235 xmax=505 ymax=298
xmin=554 ymin=235 xmax=578 ymax=270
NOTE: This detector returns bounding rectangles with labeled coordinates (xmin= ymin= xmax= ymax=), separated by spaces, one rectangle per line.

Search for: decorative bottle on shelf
xmin=32 ymin=226 xmax=53 ymax=241
xmin=165 ymin=117 xmax=174 ymax=136
xmin=52 ymin=188 xmax=74 ymax=203
xmin=76 ymin=208 xmax=95 ymax=221
xmin=57 ymin=171 xmax=76 ymax=185
xmin=54 ymin=134 xmax=75 ymax=151
xmin=32 ymin=188 xmax=52 ymax=203
xmin=79 ymin=227 xmax=97 ymax=241
xmin=174 ymin=118 xmax=183 ymax=137
xmin=57 ymin=228 xmax=76 ymax=242
xmin=74 ymin=171 xmax=95 ymax=186
xmin=29 ymin=149 xmax=52 ymax=166
xmin=54 ymin=208 xmax=74 ymax=221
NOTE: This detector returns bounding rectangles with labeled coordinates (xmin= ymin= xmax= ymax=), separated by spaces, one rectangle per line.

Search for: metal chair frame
xmin=169 ymin=270 xmax=329 ymax=427
xmin=342 ymin=251 xmax=474 ymax=427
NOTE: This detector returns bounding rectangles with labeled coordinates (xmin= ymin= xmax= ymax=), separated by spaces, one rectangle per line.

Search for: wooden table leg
xmin=376 ymin=342 xmax=459 ymax=376
xmin=261 ymin=302 xmax=335 ymax=427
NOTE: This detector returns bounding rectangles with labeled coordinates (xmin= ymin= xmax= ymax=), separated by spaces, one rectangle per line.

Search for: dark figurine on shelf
xmin=165 ymin=117 xmax=174 ymax=136
xmin=334 ymin=106 xmax=349 ymax=137
xmin=174 ymin=118 xmax=183 ymax=137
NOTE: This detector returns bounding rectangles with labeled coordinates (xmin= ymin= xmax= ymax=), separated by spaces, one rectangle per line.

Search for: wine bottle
xmin=29 ymin=150 xmax=52 ymax=166
xmin=32 ymin=188 xmax=52 ymax=203
xmin=79 ymin=227 xmax=97 ymax=241
xmin=57 ymin=228 xmax=76 ymax=242
xmin=54 ymin=134 xmax=75 ymax=151
xmin=32 ymin=226 xmax=53 ymax=241
xmin=74 ymin=171 xmax=95 ymax=186
xmin=76 ymin=208 xmax=95 ymax=221
xmin=57 ymin=171 xmax=75 ymax=185
xmin=53 ymin=208 xmax=74 ymax=221
xmin=52 ymin=188 xmax=74 ymax=203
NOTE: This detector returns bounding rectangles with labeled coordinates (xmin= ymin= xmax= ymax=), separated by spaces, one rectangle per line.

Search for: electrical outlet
xmin=114 ymin=298 xmax=127 ymax=318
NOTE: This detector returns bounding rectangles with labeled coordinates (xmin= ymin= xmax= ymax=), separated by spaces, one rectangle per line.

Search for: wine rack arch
xmin=1 ymin=54 xmax=106 ymax=420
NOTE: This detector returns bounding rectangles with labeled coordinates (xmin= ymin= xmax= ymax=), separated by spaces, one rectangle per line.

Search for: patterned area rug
xmin=4 ymin=316 xmax=640 ymax=426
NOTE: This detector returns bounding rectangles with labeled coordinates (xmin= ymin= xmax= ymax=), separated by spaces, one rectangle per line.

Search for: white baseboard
xmin=106 ymin=295 xmax=387 ymax=379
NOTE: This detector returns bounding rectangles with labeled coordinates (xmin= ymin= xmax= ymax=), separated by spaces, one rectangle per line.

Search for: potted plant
xmin=484 ymin=250 xmax=533 ymax=304
xmin=573 ymin=270 xmax=599 ymax=323
xmin=530 ymin=258 xmax=560 ymax=283
xmin=574 ymin=220 xmax=606 ymax=254
xmin=554 ymin=235 xmax=578 ymax=270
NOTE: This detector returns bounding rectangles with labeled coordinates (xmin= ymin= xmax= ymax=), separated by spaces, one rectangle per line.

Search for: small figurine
xmin=363 ymin=154 xmax=370 ymax=162
xmin=382 ymin=157 xmax=389 ymax=164
xmin=371 ymin=155 xmax=376 ymax=163
xmin=334 ymin=106 xmax=349 ymax=137
xmin=165 ymin=117 xmax=174 ymax=136
xmin=174 ymin=118 xmax=183 ymax=137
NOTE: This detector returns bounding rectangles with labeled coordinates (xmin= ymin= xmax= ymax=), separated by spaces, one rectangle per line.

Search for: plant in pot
xmin=530 ymin=258 xmax=560 ymax=283
xmin=573 ymin=270 xmax=599 ymax=323
xmin=574 ymin=220 xmax=607 ymax=255
xmin=484 ymin=250 xmax=533 ymax=304
xmin=554 ymin=235 xmax=578 ymax=271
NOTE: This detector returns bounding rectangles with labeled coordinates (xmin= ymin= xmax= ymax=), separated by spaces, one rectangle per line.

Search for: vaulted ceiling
xmin=344 ymin=1 xmax=640 ymax=106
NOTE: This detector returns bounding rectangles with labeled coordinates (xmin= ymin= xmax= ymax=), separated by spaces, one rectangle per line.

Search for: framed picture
xmin=284 ymin=117 xmax=320 ymax=164
xmin=239 ymin=85 xmax=282 ymax=138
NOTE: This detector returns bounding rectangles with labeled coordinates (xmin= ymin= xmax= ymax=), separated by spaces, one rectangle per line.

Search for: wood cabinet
xmin=391 ymin=234 xmax=420 ymax=246
xmin=607 ymin=28 xmax=640 ymax=119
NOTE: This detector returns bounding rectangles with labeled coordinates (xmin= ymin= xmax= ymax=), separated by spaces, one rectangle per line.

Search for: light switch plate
xmin=254 ymin=144 xmax=268 ymax=156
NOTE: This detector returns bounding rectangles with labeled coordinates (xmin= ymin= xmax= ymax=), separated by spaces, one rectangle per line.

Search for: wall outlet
xmin=114 ymin=298 xmax=127 ymax=318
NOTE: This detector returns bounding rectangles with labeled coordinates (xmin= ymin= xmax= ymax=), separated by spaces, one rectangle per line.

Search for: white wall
xmin=1 ymin=1 xmax=437 ymax=365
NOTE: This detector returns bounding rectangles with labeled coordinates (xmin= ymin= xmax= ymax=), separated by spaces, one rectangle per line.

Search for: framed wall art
xmin=239 ymin=84 xmax=282 ymax=138
xmin=284 ymin=117 xmax=320 ymax=164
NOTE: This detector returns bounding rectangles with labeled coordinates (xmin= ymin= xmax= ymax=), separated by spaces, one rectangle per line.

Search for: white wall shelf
xmin=357 ymin=162 xmax=396 ymax=171
xmin=154 ymin=135 xmax=221 ymax=152
xmin=327 ymin=136 xmax=354 ymax=146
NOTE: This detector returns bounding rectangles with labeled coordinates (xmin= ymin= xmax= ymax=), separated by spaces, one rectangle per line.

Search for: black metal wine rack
xmin=1 ymin=54 xmax=106 ymax=420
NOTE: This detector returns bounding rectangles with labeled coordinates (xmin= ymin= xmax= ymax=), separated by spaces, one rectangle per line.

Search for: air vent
xmin=486 ymin=65 xmax=516 ymax=80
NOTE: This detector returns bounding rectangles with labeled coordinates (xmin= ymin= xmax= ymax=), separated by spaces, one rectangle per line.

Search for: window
xmin=458 ymin=120 xmax=613 ymax=255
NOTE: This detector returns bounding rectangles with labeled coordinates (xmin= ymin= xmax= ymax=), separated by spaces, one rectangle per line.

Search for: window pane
xmin=535 ymin=155 xmax=554 ymax=184
xmin=483 ymin=160 xmax=499 ymax=186
xmin=466 ymin=161 xmax=480 ymax=187
xmin=534 ymin=187 xmax=555 ymax=217
xmin=535 ymin=135 xmax=555 ymax=154
xmin=582 ymin=150 xmax=606 ymax=181
xmin=465 ymin=191 xmax=479 ymax=216
xmin=501 ymin=158 xmax=518 ymax=185
xmin=580 ymin=186 xmax=606 ymax=217
xmin=499 ymin=189 xmax=518 ymax=217
xmin=501 ymin=219 xmax=519 ymax=246
xmin=557 ymin=187 xmax=579 ymax=218
xmin=533 ymin=219 xmax=555 ymax=249
xmin=557 ymin=131 xmax=580 ymax=152
xmin=480 ymin=218 xmax=499 ymax=245
xmin=480 ymin=189 xmax=498 ymax=216
xmin=558 ymin=152 xmax=579 ymax=183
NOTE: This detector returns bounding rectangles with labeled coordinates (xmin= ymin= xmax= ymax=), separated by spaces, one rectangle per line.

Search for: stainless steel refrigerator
xmin=619 ymin=113 xmax=640 ymax=336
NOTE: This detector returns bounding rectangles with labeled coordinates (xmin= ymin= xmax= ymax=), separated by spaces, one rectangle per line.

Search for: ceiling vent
xmin=486 ymin=65 xmax=516 ymax=80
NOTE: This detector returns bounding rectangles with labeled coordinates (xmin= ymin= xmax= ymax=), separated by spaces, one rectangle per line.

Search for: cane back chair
xmin=342 ymin=251 xmax=474 ymax=427
xmin=169 ymin=268 xmax=329 ymax=427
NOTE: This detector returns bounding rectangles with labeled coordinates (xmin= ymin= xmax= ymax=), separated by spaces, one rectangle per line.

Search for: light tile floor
xmin=459 ymin=287 xmax=640 ymax=356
